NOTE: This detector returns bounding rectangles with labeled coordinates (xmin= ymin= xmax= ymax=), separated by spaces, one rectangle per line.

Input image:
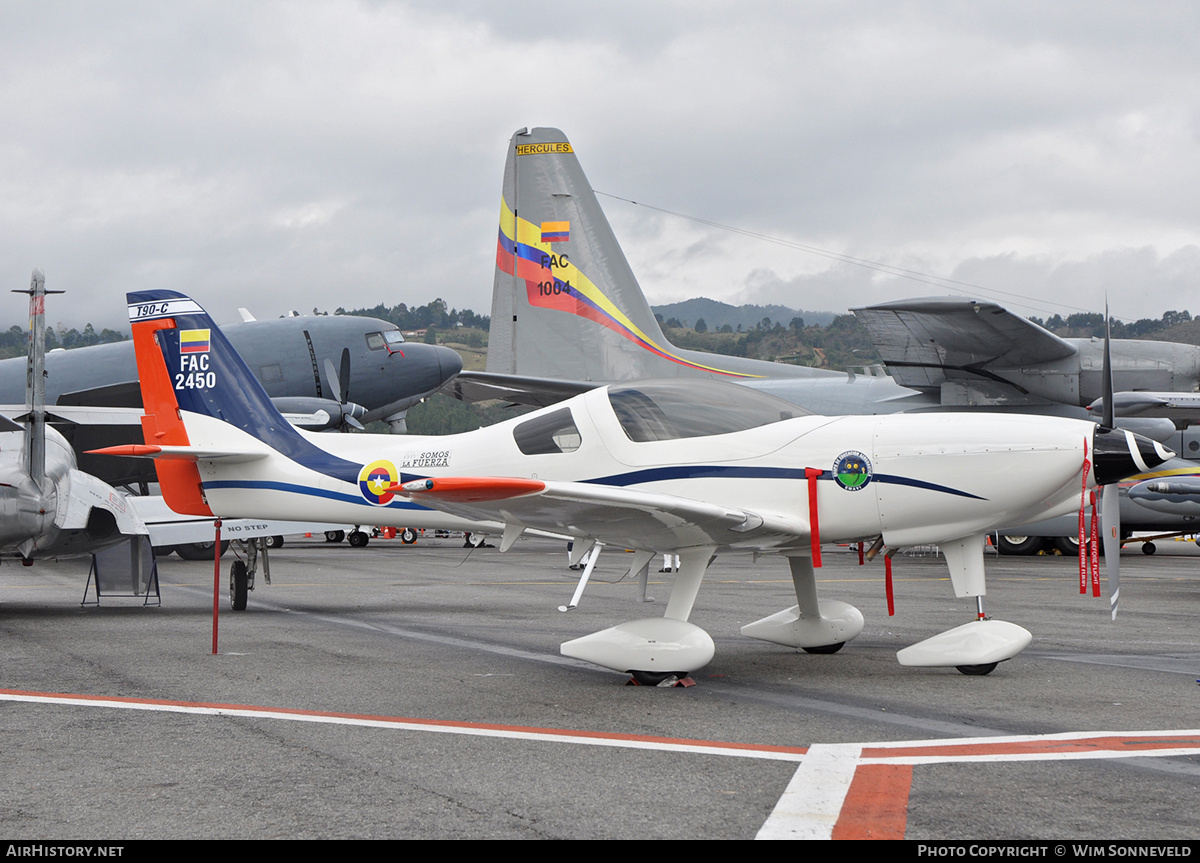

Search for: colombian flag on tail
xmin=180 ymin=329 xmax=211 ymax=354
xmin=540 ymin=221 xmax=569 ymax=244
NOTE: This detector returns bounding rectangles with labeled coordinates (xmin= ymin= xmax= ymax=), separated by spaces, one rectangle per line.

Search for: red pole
xmin=212 ymin=519 xmax=222 ymax=655
xmin=805 ymin=467 xmax=823 ymax=568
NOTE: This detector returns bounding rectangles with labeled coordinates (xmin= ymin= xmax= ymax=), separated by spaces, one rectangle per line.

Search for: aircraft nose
xmin=435 ymin=345 xmax=463 ymax=384
xmin=1092 ymin=427 xmax=1175 ymax=485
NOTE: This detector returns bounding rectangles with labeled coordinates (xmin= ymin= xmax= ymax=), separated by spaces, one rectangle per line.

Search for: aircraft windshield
xmin=607 ymin=380 xmax=812 ymax=442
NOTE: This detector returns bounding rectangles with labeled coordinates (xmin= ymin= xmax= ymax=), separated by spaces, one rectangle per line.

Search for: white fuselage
xmin=189 ymin=387 xmax=1095 ymax=552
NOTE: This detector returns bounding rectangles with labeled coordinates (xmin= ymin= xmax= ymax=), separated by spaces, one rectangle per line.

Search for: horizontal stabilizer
xmin=86 ymin=444 xmax=269 ymax=464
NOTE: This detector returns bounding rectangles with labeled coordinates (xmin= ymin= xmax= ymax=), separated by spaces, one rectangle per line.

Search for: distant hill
xmin=651 ymin=297 xmax=834 ymax=331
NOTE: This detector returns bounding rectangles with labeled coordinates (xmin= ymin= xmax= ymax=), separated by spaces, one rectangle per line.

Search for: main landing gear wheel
xmin=229 ymin=560 xmax=248 ymax=611
xmin=324 ymin=530 xmax=345 ymax=543
xmin=264 ymin=535 xmax=285 ymax=549
xmin=1142 ymin=542 xmax=1157 ymax=555
xmin=348 ymin=530 xmax=370 ymax=548
xmin=1053 ymin=536 xmax=1081 ymax=555
xmin=995 ymin=535 xmax=1042 ymax=556
xmin=956 ymin=662 xmax=998 ymax=676
xmin=400 ymin=528 xmax=417 ymax=544
xmin=803 ymin=642 xmax=845 ymax=654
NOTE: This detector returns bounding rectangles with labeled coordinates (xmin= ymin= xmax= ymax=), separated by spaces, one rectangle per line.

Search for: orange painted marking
xmin=831 ymin=764 xmax=911 ymax=840
xmin=862 ymin=733 xmax=1200 ymax=761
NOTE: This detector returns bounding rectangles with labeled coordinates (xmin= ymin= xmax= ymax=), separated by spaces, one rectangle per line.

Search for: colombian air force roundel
xmin=833 ymin=451 xmax=872 ymax=491
xmin=358 ymin=459 xmax=399 ymax=506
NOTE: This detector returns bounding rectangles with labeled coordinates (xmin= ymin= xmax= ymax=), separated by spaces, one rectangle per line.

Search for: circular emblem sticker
xmin=833 ymin=451 xmax=872 ymax=491
xmin=358 ymin=459 xmax=399 ymax=506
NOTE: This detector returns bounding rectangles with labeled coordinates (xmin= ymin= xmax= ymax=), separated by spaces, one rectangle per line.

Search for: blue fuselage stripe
xmin=203 ymin=466 xmax=986 ymax=506
xmin=581 ymin=466 xmax=985 ymax=499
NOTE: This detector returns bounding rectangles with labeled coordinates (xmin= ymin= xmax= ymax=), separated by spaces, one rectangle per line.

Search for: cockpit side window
xmin=514 ymin=408 xmax=582 ymax=455
xmin=366 ymin=332 xmax=385 ymax=351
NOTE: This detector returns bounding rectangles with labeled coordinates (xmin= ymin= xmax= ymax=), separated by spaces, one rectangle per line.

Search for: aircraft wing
xmin=0 ymin=404 xmax=144 ymax=425
xmin=397 ymin=476 xmax=804 ymax=552
xmin=443 ymin=371 xmax=599 ymax=408
xmin=853 ymin=297 xmax=1077 ymax=389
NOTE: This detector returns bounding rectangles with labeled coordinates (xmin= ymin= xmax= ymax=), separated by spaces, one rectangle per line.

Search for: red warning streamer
xmin=1078 ymin=438 xmax=1090 ymax=594
xmin=1089 ymin=490 xmax=1101 ymax=597
xmin=885 ymin=554 xmax=895 ymax=617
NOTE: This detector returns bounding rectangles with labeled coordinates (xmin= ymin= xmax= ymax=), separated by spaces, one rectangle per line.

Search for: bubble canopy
xmin=606 ymin=380 xmax=814 ymax=443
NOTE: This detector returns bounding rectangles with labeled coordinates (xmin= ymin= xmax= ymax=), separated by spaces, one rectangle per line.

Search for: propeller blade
xmin=322 ymin=351 xmax=362 ymax=432
xmin=323 ymin=358 xmax=344 ymax=405
xmin=1101 ymin=303 xmax=1114 ymax=429
xmin=1100 ymin=304 xmax=1119 ymax=619
xmin=1101 ymin=482 xmax=1121 ymax=619
xmin=339 ymin=347 xmax=351 ymax=405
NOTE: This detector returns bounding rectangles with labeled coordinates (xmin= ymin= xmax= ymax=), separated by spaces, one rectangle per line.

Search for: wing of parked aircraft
xmin=853 ymin=296 xmax=1200 ymax=416
xmin=96 ymin=288 xmax=1169 ymax=683
xmin=851 ymin=297 xmax=1078 ymax=389
xmin=442 ymin=371 xmax=598 ymax=408
xmin=393 ymin=475 xmax=801 ymax=552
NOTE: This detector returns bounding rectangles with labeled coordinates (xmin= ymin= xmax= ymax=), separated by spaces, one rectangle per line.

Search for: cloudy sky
xmin=2 ymin=1 xmax=1198 ymax=331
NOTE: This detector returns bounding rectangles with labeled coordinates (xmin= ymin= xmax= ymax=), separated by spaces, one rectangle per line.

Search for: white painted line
xmin=757 ymin=743 xmax=863 ymax=840
xmin=0 ymin=690 xmax=806 ymax=762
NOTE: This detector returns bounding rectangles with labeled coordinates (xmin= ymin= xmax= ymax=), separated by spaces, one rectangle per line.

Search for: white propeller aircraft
xmin=94 ymin=290 xmax=1171 ymax=683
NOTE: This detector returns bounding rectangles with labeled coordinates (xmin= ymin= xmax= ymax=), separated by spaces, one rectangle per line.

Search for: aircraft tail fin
xmin=126 ymin=290 xmax=327 ymax=515
xmin=15 ymin=269 xmax=65 ymax=492
xmin=489 ymin=127 xmax=743 ymax=383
